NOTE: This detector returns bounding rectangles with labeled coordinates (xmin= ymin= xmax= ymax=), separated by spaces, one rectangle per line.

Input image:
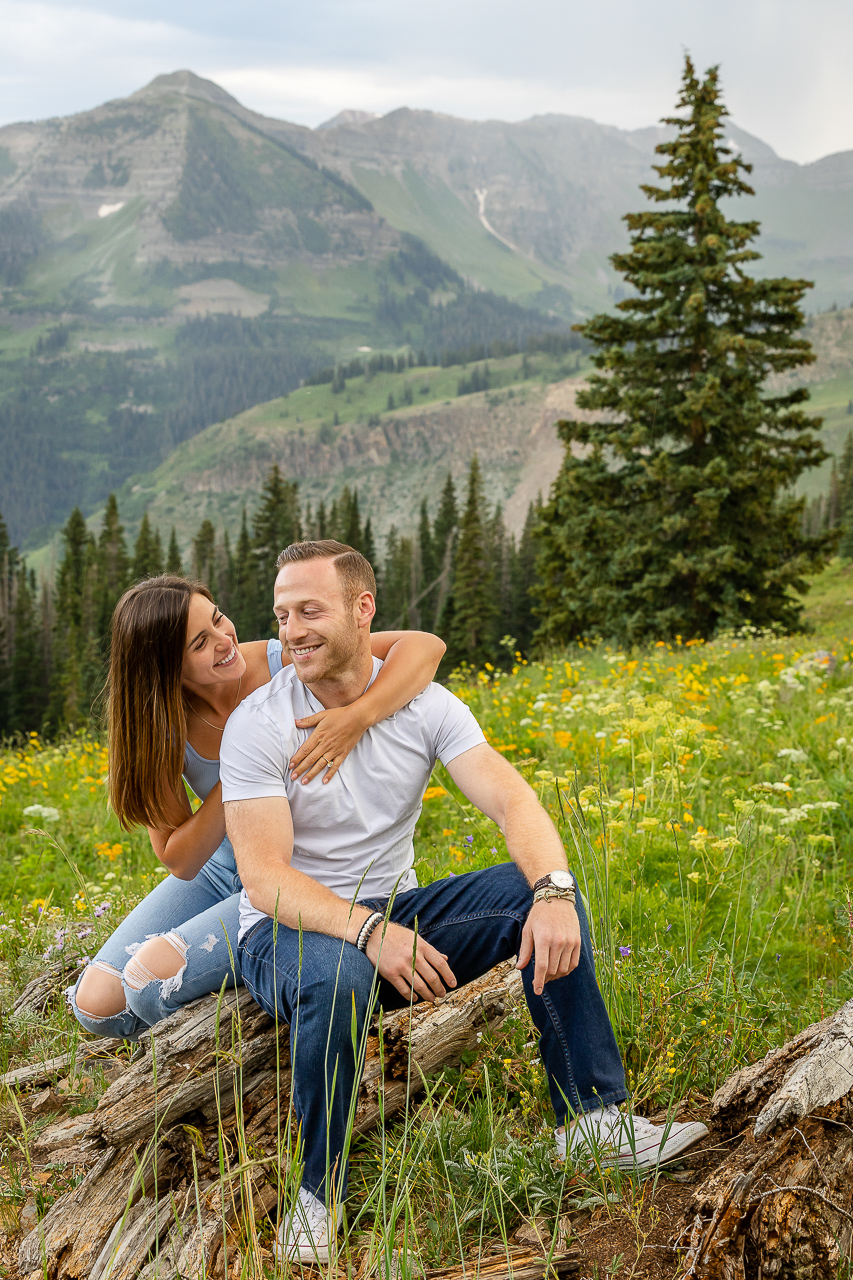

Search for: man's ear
xmin=354 ymin=592 xmax=376 ymax=629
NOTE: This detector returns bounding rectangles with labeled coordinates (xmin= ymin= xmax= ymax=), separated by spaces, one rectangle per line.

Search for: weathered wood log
xmin=12 ymin=957 xmax=84 ymax=1017
xmin=18 ymin=961 xmax=523 ymax=1280
xmin=0 ymin=1036 xmax=124 ymax=1090
xmin=674 ymin=996 xmax=853 ymax=1279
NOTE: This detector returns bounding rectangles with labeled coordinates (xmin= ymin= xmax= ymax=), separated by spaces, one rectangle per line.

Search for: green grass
xmin=2 ymin=621 xmax=853 ymax=1267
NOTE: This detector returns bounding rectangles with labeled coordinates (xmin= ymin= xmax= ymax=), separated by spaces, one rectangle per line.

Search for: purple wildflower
xmin=465 ymin=835 xmax=474 ymax=844
xmin=619 ymin=946 xmax=632 ymax=958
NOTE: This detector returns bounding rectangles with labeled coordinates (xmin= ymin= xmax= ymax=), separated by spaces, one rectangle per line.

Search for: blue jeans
xmin=68 ymin=838 xmax=243 ymax=1040
xmin=239 ymin=862 xmax=626 ymax=1206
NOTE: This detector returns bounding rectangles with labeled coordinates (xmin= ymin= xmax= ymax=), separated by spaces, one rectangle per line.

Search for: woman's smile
xmin=214 ymin=642 xmax=238 ymax=668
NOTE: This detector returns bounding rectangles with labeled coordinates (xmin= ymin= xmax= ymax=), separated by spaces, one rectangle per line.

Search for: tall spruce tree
xmin=230 ymin=509 xmax=259 ymax=640
xmin=192 ymin=519 xmax=216 ymax=585
xmin=96 ymin=495 xmax=130 ymax=636
xmin=431 ymin=472 xmax=459 ymax=632
xmin=447 ymin=456 xmax=496 ymax=668
xmin=166 ymin=528 xmax=183 ymax=575
xmin=133 ymin=512 xmax=165 ymax=580
xmin=49 ymin=508 xmax=94 ymax=730
xmin=837 ymin=431 xmax=853 ymax=558
xmin=511 ymin=498 xmax=543 ymax=654
xmin=251 ymin=465 xmax=302 ymax=636
xmin=10 ymin=565 xmax=49 ymax=735
xmin=535 ymin=58 xmax=832 ymax=644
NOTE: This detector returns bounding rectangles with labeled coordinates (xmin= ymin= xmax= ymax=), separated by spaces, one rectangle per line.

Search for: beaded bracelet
xmin=356 ymin=911 xmax=384 ymax=953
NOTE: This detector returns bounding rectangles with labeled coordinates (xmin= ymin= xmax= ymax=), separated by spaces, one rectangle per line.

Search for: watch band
xmin=533 ymin=871 xmax=574 ymax=894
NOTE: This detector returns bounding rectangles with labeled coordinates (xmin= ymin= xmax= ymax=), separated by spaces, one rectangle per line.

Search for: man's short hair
xmin=276 ymin=540 xmax=377 ymax=603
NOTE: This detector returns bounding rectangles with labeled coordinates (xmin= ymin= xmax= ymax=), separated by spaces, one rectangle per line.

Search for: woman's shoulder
xmin=240 ymin=638 xmax=288 ymax=681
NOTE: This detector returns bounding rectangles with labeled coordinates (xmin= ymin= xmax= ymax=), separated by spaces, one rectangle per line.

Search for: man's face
xmin=273 ymin=557 xmax=373 ymax=685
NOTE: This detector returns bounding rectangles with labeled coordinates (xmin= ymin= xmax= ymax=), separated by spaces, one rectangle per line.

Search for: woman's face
xmin=181 ymin=594 xmax=247 ymax=688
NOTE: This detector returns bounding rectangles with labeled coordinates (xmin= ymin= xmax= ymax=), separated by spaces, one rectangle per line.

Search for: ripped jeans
xmin=68 ymin=838 xmax=243 ymax=1041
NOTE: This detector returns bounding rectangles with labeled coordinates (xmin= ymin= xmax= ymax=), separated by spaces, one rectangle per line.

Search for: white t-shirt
xmin=219 ymin=658 xmax=486 ymax=938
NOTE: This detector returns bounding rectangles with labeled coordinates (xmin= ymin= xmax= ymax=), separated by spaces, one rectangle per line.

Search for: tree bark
xmin=675 ymin=996 xmax=853 ymax=1280
xmin=17 ymin=960 xmax=523 ymax=1280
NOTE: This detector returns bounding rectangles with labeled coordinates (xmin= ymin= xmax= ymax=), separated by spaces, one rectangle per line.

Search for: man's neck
xmin=302 ymin=649 xmax=375 ymax=709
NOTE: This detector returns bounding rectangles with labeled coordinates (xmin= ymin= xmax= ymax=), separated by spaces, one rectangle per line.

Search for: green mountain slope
xmin=4 ymin=69 xmax=853 ymax=549
xmin=0 ymin=75 xmax=565 ymax=546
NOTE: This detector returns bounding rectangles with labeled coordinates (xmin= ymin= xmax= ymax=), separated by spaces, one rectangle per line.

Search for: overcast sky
xmin=1 ymin=0 xmax=850 ymax=165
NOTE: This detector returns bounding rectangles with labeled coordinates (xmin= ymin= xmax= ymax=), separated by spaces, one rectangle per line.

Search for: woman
xmin=69 ymin=574 xmax=445 ymax=1039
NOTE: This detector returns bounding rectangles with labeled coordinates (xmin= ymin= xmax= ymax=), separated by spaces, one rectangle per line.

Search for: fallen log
xmin=17 ymin=960 xmax=523 ymax=1280
xmin=0 ymin=1037 xmax=125 ymax=1091
xmin=675 ymin=995 xmax=853 ymax=1279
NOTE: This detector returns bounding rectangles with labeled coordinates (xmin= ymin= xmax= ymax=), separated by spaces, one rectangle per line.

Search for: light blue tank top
xmin=182 ymin=639 xmax=284 ymax=800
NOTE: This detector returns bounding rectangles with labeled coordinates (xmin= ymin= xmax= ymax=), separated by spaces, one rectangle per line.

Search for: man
xmin=221 ymin=540 xmax=707 ymax=1262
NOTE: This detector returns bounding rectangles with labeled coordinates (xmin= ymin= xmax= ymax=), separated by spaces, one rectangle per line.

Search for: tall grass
xmin=1 ymin=628 xmax=853 ymax=1270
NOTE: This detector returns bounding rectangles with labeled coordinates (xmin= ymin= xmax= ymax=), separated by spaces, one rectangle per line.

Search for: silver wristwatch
xmin=532 ymin=870 xmax=576 ymax=903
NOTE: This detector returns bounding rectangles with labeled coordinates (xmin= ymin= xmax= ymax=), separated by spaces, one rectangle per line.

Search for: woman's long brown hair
xmin=108 ymin=575 xmax=213 ymax=831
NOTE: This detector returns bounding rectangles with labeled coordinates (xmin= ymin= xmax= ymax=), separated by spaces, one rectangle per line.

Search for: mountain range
xmin=2 ymin=70 xmax=853 ymax=551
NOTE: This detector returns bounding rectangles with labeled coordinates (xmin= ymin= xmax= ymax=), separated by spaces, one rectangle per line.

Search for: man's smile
xmin=290 ymin=643 xmax=323 ymax=659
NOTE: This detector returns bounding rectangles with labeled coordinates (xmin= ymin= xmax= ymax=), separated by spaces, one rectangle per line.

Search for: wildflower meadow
xmin=1 ymin=609 xmax=853 ymax=1267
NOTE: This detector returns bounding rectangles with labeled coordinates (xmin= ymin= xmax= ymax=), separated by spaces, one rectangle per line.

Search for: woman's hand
xmin=290 ymin=705 xmax=372 ymax=784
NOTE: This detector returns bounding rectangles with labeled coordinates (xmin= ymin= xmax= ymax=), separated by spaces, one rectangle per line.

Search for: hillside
xmin=0 ymin=72 xmax=563 ymax=546
xmin=97 ymin=350 xmax=595 ymax=560
xmin=4 ymin=70 xmax=853 ymax=548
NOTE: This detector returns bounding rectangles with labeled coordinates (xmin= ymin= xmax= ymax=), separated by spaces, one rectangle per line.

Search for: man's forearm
xmin=225 ymin=797 xmax=373 ymax=943
xmin=502 ymin=790 xmax=570 ymax=886
xmin=245 ymin=860 xmax=372 ymax=942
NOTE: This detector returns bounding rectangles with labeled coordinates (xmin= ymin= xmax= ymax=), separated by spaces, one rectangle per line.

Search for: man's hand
xmin=365 ymin=921 xmax=457 ymax=1003
xmin=516 ymin=900 xmax=581 ymax=996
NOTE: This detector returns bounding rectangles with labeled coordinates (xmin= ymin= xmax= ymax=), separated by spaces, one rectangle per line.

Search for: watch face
xmin=551 ymin=870 xmax=573 ymax=890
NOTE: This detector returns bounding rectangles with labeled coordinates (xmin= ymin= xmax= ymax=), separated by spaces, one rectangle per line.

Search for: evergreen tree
xmin=166 ymin=527 xmax=183 ymax=575
xmin=229 ymin=509 xmax=259 ymax=639
xmin=191 ymin=519 xmax=216 ymax=585
xmin=535 ymin=58 xmax=832 ymax=645
xmin=10 ymin=565 xmax=49 ymax=736
xmin=253 ymin=466 xmax=301 ymax=564
xmin=0 ymin=513 xmax=14 ymax=732
xmin=488 ymin=503 xmax=513 ymax=653
xmin=251 ymin=465 xmax=302 ymax=636
xmin=431 ymin=472 xmax=458 ymax=631
xmin=96 ymin=495 xmax=130 ymax=636
xmin=133 ymin=512 xmax=165 ymax=580
xmin=339 ymin=487 xmax=363 ymax=551
xmin=447 ymin=457 xmax=496 ymax=667
xmin=362 ymin=517 xmax=377 ymax=575
xmin=511 ymin=499 xmax=543 ymax=654
xmin=838 ymin=432 xmax=853 ymax=557
xmin=49 ymin=508 xmax=94 ymax=730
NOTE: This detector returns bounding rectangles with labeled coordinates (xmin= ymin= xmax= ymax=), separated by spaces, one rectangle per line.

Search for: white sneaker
xmin=274 ymin=1186 xmax=343 ymax=1264
xmin=556 ymin=1104 xmax=708 ymax=1170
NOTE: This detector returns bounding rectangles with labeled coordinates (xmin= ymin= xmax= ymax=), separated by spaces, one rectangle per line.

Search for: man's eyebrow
xmin=186 ymin=605 xmax=217 ymax=649
xmin=275 ymin=598 xmax=325 ymax=613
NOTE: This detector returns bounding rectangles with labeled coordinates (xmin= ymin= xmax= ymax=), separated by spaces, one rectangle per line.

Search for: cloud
xmin=213 ymin=64 xmax=667 ymax=132
xmin=0 ymin=0 xmax=852 ymax=164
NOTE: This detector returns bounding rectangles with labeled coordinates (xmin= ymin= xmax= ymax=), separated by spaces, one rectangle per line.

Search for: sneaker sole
xmin=613 ymin=1121 xmax=709 ymax=1169
xmin=275 ymin=1243 xmax=332 ymax=1264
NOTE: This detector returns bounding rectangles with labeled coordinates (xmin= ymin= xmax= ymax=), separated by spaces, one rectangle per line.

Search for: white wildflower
xmin=23 ymin=804 xmax=60 ymax=822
